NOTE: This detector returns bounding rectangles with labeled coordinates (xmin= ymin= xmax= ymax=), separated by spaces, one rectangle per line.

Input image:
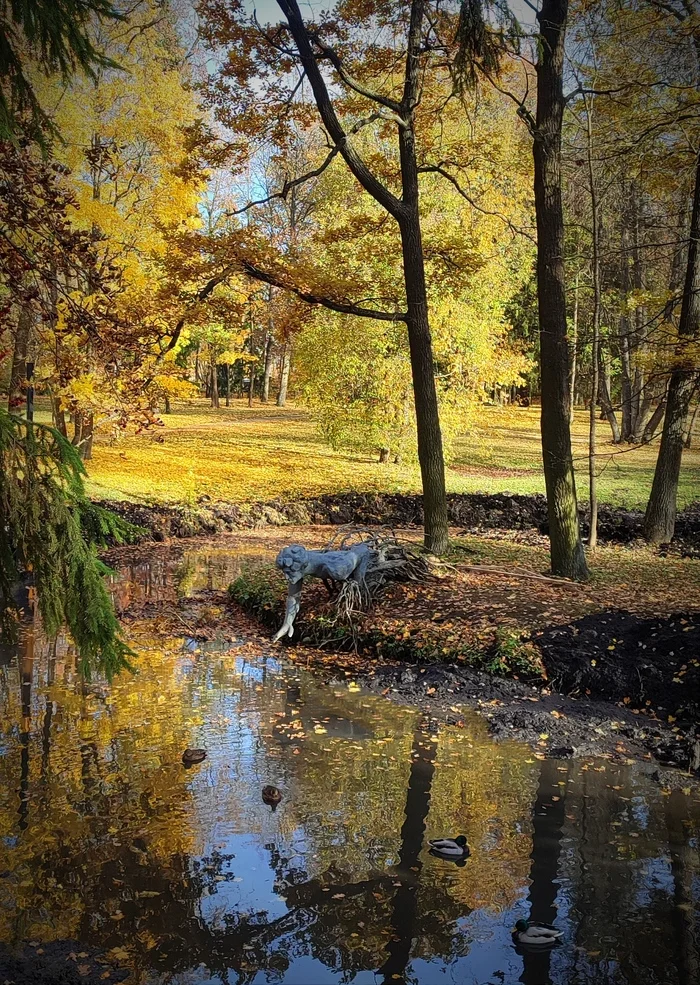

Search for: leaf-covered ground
xmin=51 ymin=399 xmax=700 ymax=509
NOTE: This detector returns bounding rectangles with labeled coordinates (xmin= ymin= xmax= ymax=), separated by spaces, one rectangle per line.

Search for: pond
xmin=0 ymin=540 xmax=698 ymax=984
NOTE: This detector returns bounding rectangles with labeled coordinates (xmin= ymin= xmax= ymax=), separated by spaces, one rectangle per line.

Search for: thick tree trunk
xmin=248 ymin=367 xmax=255 ymax=407
xmin=277 ymin=342 xmax=291 ymax=407
xmin=533 ymin=0 xmax=588 ymax=579
xmin=225 ymin=363 xmax=230 ymax=407
xmin=398 ymin=205 xmax=449 ymax=554
xmin=9 ymin=307 xmax=32 ymax=415
xmin=644 ymin=154 xmax=700 ymax=544
xmin=379 ymin=446 xmax=390 ymax=463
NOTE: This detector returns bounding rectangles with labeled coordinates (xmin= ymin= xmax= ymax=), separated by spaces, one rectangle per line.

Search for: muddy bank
xmin=225 ymin=572 xmax=699 ymax=784
xmin=103 ymin=491 xmax=700 ymax=549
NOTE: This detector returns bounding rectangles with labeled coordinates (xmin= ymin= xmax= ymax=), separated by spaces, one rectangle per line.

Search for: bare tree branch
xmin=417 ymin=162 xmax=536 ymax=242
xmin=309 ymin=31 xmax=404 ymax=116
xmin=238 ymin=256 xmax=407 ymax=321
xmin=276 ymin=0 xmax=406 ymax=221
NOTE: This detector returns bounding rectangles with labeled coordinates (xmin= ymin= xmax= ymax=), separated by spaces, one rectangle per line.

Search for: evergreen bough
xmin=0 ymin=0 xmax=123 ymax=142
xmin=0 ymin=408 xmax=141 ymax=678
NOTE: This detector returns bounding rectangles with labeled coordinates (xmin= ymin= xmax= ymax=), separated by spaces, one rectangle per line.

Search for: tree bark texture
xmin=533 ymin=0 xmax=588 ymax=579
xmin=9 ymin=307 xmax=32 ymax=415
xmin=644 ymin=153 xmax=700 ymax=544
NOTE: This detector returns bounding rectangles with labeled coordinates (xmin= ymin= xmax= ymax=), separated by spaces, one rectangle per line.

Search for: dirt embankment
xmin=104 ymin=491 xmax=700 ymax=550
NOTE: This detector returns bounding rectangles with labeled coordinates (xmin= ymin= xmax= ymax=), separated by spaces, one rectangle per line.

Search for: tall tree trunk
xmin=585 ymin=96 xmax=600 ymax=548
xmin=396 ymin=0 xmax=448 ymax=554
xmin=279 ymin=0 xmax=449 ymax=555
xmin=597 ymin=348 xmax=621 ymax=442
xmin=277 ymin=342 xmax=291 ymax=407
xmin=397 ymin=208 xmax=449 ymax=554
xmin=262 ymin=332 xmax=274 ymax=402
xmin=644 ymin=153 xmax=700 ymax=544
xmin=225 ymin=363 xmax=231 ymax=407
xmin=210 ymin=358 xmax=219 ymax=409
xmin=9 ymin=307 xmax=32 ymax=415
xmin=248 ymin=366 xmax=255 ymax=407
xmin=643 ymin=386 xmax=668 ymax=444
xmin=685 ymin=395 xmax=699 ymax=447
xmin=533 ymin=0 xmax=588 ymax=580
xmin=569 ymin=270 xmax=579 ymax=424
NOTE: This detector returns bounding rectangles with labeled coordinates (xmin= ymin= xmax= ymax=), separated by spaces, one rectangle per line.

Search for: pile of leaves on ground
xmin=103 ymin=491 xmax=700 ymax=548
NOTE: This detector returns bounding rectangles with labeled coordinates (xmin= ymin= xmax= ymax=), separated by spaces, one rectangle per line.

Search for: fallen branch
xmin=436 ymin=561 xmax=582 ymax=589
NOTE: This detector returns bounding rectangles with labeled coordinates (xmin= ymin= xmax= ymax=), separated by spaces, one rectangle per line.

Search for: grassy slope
xmin=75 ymin=399 xmax=700 ymax=509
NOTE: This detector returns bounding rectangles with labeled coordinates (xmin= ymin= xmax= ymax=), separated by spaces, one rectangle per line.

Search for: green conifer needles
xmin=0 ymin=409 xmax=139 ymax=678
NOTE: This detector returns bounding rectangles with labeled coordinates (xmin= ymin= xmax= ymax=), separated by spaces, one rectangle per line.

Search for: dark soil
xmin=0 ymin=940 xmax=129 ymax=985
xmin=103 ymin=491 xmax=700 ymax=551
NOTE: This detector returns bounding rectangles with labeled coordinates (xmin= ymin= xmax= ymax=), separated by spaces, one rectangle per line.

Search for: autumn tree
xmin=198 ymin=0 xmax=495 ymax=553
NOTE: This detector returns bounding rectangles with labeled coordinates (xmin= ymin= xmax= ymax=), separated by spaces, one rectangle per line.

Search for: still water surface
xmin=0 ymin=541 xmax=698 ymax=984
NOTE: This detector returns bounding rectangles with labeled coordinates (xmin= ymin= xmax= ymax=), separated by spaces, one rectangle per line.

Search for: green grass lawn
xmin=68 ymin=398 xmax=699 ymax=510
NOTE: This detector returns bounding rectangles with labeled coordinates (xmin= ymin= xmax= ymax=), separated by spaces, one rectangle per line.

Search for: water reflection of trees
xmin=0 ymin=610 xmax=698 ymax=985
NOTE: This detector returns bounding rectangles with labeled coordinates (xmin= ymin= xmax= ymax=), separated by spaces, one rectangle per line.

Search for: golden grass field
xmin=75 ymin=399 xmax=699 ymax=509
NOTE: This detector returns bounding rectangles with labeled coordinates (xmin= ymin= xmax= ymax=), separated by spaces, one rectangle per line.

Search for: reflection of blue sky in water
xmin=0 ymin=542 xmax=698 ymax=984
